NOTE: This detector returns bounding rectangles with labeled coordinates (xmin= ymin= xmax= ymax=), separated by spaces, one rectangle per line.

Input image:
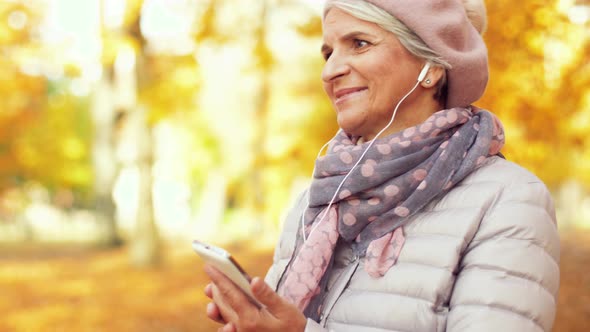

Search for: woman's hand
xmin=204 ymin=264 xmax=307 ymax=332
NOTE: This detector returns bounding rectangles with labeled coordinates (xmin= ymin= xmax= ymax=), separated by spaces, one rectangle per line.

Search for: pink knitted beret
xmin=326 ymin=0 xmax=489 ymax=109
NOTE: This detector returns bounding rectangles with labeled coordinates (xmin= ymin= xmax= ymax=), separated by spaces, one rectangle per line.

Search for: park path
xmin=0 ymin=230 xmax=587 ymax=331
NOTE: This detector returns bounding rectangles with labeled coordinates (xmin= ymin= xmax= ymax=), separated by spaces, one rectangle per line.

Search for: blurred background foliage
xmin=0 ymin=0 xmax=589 ymax=331
xmin=0 ymin=0 xmax=588 ymax=248
xmin=1 ymin=0 xmax=589 ymax=248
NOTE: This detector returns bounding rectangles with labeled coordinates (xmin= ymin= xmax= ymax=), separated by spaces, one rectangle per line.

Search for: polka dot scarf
xmin=278 ymin=107 xmax=505 ymax=320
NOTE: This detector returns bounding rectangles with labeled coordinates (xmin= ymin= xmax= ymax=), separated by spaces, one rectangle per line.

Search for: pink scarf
xmin=278 ymin=107 xmax=505 ymax=320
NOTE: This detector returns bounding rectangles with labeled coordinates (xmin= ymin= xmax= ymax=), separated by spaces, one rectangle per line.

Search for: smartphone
xmin=192 ymin=240 xmax=262 ymax=308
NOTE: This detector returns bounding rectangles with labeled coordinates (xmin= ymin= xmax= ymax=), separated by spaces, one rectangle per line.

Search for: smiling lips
xmin=334 ymin=87 xmax=368 ymax=104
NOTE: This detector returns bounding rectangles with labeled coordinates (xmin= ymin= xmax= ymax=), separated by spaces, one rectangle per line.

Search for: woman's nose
xmin=321 ymin=53 xmax=350 ymax=83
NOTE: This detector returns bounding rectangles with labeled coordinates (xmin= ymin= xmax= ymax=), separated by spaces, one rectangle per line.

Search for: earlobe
xmin=420 ymin=66 xmax=444 ymax=88
xmin=420 ymin=78 xmax=434 ymax=88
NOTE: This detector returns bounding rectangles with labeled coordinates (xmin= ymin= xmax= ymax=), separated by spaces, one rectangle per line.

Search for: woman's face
xmin=321 ymin=8 xmax=425 ymax=140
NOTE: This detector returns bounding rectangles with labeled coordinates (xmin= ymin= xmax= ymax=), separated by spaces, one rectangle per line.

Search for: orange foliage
xmin=0 ymin=243 xmax=274 ymax=331
xmin=0 ymin=232 xmax=588 ymax=331
xmin=481 ymin=0 xmax=590 ymax=188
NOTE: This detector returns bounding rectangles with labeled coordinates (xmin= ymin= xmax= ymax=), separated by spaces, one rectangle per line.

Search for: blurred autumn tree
xmin=0 ymin=2 xmax=92 ymax=204
xmin=481 ymin=0 xmax=590 ymax=188
xmin=100 ymin=0 xmax=210 ymax=264
xmin=206 ymin=0 xmax=336 ymax=233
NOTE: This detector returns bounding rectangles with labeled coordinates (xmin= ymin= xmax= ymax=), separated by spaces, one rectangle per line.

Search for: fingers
xmin=211 ymin=283 xmax=239 ymax=323
xmin=205 ymin=284 xmax=226 ymax=323
xmin=205 ymin=283 xmax=213 ymax=299
xmin=251 ymin=277 xmax=308 ymax=330
xmin=205 ymin=264 xmax=256 ymax=318
xmin=250 ymin=277 xmax=284 ymax=315
xmin=205 ymin=266 xmax=307 ymax=331
xmin=217 ymin=324 xmax=235 ymax=332
xmin=206 ymin=302 xmax=226 ymax=324
xmin=222 ymin=322 xmax=236 ymax=332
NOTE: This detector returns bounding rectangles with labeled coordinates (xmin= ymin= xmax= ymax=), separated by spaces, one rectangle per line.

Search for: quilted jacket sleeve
xmin=446 ymin=179 xmax=560 ymax=332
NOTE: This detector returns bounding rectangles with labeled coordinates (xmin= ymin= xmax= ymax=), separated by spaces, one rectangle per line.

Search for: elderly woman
xmin=203 ymin=0 xmax=560 ymax=331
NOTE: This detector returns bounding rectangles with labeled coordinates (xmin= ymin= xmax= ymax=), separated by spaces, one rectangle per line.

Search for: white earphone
xmin=417 ymin=63 xmax=431 ymax=83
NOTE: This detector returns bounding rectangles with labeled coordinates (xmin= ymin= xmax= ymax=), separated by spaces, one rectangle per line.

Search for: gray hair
xmin=324 ymin=0 xmax=452 ymax=102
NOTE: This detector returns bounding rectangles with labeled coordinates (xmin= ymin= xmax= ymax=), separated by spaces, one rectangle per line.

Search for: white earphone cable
xmin=302 ymin=79 xmax=423 ymax=242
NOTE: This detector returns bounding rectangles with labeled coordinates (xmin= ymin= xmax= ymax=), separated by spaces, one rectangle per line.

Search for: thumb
xmin=250 ymin=277 xmax=286 ymax=314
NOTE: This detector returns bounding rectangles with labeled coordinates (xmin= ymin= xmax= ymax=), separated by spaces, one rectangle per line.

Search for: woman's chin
xmin=336 ymin=118 xmax=364 ymax=137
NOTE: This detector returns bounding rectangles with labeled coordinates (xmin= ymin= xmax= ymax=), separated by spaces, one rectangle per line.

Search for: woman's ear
xmin=420 ymin=66 xmax=445 ymax=89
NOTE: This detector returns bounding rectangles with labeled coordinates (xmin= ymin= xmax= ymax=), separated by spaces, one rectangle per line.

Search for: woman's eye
xmin=353 ymin=39 xmax=369 ymax=48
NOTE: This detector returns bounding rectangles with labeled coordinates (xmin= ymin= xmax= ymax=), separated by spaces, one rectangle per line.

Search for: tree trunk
xmin=129 ymin=107 xmax=161 ymax=267
xmin=91 ymin=68 xmax=122 ymax=247
xmin=249 ymin=0 xmax=272 ymax=234
xmin=122 ymin=3 xmax=161 ymax=267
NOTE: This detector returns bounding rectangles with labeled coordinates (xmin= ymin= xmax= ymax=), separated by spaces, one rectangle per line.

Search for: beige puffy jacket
xmin=266 ymin=156 xmax=560 ymax=332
